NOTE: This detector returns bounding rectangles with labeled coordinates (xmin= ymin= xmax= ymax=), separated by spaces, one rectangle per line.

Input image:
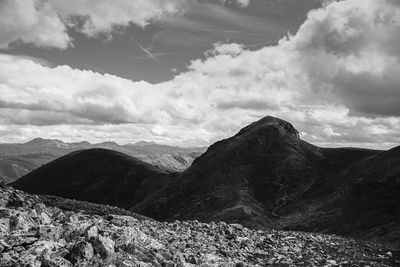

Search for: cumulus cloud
xmin=0 ymin=0 xmax=71 ymax=49
xmin=0 ymin=54 xmax=168 ymax=125
xmin=1 ymin=0 xmax=400 ymax=148
xmin=0 ymin=0 xmax=188 ymax=49
xmin=288 ymin=0 xmax=400 ymax=116
xmin=0 ymin=0 xmax=251 ymax=49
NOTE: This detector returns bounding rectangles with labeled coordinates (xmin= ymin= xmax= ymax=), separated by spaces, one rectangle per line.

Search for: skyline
xmin=1 ymin=0 xmax=400 ymax=149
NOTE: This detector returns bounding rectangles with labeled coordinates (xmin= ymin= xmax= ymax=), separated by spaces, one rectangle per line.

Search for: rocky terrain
xmin=0 ymin=184 xmax=398 ymax=266
xmin=0 ymin=139 xmax=205 ymax=183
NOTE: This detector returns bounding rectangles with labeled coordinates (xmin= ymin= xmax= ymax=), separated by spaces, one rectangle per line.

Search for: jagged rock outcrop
xmin=0 ymin=184 xmax=398 ymax=266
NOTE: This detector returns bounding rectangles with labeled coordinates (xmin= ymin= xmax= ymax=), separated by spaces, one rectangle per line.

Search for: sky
xmin=0 ymin=0 xmax=400 ymax=149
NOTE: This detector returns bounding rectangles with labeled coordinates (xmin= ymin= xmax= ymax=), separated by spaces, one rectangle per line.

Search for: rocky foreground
xmin=0 ymin=185 xmax=398 ymax=266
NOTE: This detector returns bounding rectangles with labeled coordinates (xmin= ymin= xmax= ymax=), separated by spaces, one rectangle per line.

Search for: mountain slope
xmin=131 ymin=116 xmax=399 ymax=247
xmin=133 ymin=116 xmax=325 ymax=228
xmin=0 ymin=139 xmax=206 ymax=183
xmin=11 ymin=149 xmax=172 ymax=209
xmin=0 ymin=152 xmax=55 ymax=183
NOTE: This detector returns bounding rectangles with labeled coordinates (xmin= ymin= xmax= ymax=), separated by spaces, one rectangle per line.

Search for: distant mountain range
xmin=11 ymin=116 xmax=400 ymax=248
xmin=0 ymin=138 xmax=206 ymax=183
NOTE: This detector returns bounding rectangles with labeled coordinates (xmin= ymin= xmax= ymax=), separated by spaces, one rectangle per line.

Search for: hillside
xmin=131 ymin=116 xmax=400 ymax=247
xmin=0 ymin=153 xmax=55 ymax=183
xmin=0 ymin=184 xmax=397 ymax=266
xmin=0 ymin=139 xmax=205 ymax=183
xmin=11 ymin=149 xmax=172 ymax=209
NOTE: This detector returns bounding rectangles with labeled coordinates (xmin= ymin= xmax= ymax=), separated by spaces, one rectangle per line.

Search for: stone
xmin=9 ymin=212 xmax=36 ymax=232
xmin=67 ymin=241 xmax=94 ymax=263
xmin=40 ymin=212 xmax=52 ymax=224
xmin=0 ymin=208 xmax=11 ymax=218
xmin=0 ymin=217 xmax=10 ymax=234
xmin=91 ymin=235 xmax=115 ymax=259
xmin=162 ymin=261 xmax=176 ymax=267
xmin=41 ymin=257 xmax=73 ymax=267
xmin=30 ymin=208 xmax=38 ymax=218
xmin=38 ymin=225 xmax=62 ymax=240
xmin=0 ymin=250 xmax=19 ymax=265
xmin=5 ymin=235 xmax=38 ymax=247
xmin=85 ymin=225 xmax=98 ymax=241
xmin=25 ymin=240 xmax=62 ymax=257
xmin=7 ymin=193 xmax=25 ymax=207
xmin=326 ymin=259 xmax=337 ymax=266
xmin=34 ymin=203 xmax=47 ymax=214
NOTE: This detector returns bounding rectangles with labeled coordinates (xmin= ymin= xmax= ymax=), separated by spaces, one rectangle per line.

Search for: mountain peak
xmin=133 ymin=140 xmax=158 ymax=146
xmin=236 ymin=116 xmax=300 ymax=139
xmin=25 ymin=138 xmax=69 ymax=148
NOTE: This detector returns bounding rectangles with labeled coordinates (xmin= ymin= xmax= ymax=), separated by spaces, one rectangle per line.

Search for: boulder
xmin=38 ymin=225 xmax=62 ymax=240
xmin=91 ymin=235 xmax=115 ymax=259
xmin=67 ymin=241 xmax=94 ymax=263
xmin=9 ymin=212 xmax=36 ymax=232
xmin=84 ymin=225 xmax=98 ymax=241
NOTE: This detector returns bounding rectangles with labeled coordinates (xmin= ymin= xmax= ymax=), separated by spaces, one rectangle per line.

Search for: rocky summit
xmin=131 ymin=116 xmax=400 ymax=248
xmin=0 ymin=184 xmax=398 ymax=266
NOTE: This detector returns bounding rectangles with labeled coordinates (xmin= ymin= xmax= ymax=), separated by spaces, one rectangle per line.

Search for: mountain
xmin=131 ymin=116 xmax=400 ymax=247
xmin=9 ymin=116 xmax=400 ymax=248
xmin=0 ymin=184 xmax=397 ymax=266
xmin=0 ymin=139 xmax=206 ymax=183
xmin=11 ymin=149 xmax=173 ymax=209
xmin=0 ymin=152 xmax=55 ymax=183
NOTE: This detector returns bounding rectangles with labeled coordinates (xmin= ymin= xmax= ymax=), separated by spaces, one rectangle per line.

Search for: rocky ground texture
xmin=0 ymin=184 xmax=398 ymax=266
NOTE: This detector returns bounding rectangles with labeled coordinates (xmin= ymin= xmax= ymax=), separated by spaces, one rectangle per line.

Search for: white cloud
xmin=0 ymin=0 xmax=251 ymax=49
xmin=52 ymin=0 xmax=187 ymax=37
xmin=218 ymin=0 xmax=250 ymax=8
xmin=0 ymin=0 xmax=71 ymax=49
xmin=1 ymin=0 xmax=400 ymax=148
xmin=0 ymin=0 xmax=186 ymax=49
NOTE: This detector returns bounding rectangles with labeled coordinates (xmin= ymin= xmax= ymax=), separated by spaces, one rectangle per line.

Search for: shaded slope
xmin=276 ymin=146 xmax=399 ymax=230
xmin=132 ymin=116 xmax=330 ymax=228
xmin=132 ymin=116 xmax=399 ymax=247
xmin=11 ymin=149 xmax=172 ymax=209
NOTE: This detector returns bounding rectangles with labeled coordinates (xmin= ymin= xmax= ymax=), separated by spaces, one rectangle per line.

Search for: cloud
xmin=0 ymin=54 xmax=169 ymax=125
xmin=0 ymin=0 xmax=252 ymax=50
xmin=218 ymin=0 xmax=250 ymax=8
xmin=287 ymin=0 xmax=400 ymax=116
xmin=1 ymin=0 xmax=400 ymax=148
xmin=0 ymin=0 xmax=71 ymax=49
xmin=0 ymin=0 xmax=186 ymax=49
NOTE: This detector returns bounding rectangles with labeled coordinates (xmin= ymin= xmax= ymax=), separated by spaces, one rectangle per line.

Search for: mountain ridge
xmin=10 ymin=115 xmax=400 ymax=249
xmin=131 ymin=116 xmax=400 ymax=248
xmin=0 ymin=139 xmax=206 ymax=183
